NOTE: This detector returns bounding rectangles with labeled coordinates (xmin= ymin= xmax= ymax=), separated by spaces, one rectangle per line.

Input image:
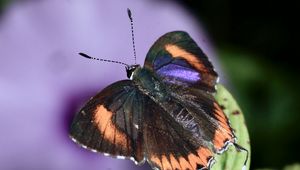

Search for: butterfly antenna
xmin=233 ymin=143 xmax=249 ymax=170
xmin=79 ymin=53 xmax=129 ymax=67
xmin=127 ymin=8 xmax=137 ymax=64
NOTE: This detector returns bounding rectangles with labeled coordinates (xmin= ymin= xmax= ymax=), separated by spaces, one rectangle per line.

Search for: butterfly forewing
xmin=69 ymin=80 xmax=144 ymax=163
xmin=144 ymin=31 xmax=218 ymax=92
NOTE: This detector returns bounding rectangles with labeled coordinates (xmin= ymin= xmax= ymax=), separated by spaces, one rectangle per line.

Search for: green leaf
xmin=283 ymin=163 xmax=300 ymax=170
xmin=211 ymin=84 xmax=251 ymax=170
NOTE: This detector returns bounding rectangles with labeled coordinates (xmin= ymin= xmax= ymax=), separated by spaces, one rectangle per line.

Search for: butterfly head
xmin=126 ymin=64 xmax=141 ymax=79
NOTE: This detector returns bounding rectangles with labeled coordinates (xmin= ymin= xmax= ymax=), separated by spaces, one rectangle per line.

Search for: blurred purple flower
xmin=0 ymin=0 xmax=220 ymax=170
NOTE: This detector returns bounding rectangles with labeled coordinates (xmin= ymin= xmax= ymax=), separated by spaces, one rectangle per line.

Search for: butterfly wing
xmin=172 ymin=87 xmax=236 ymax=153
xmin=144 ymin=31 xmax=236 ymax=154
xmin=69 ymin=80 xmax=145 ymax=164
xmin=143 ymin=96 xmax=215 ymax=170
xmin=144 ymin=31 xmax=218 ymax=92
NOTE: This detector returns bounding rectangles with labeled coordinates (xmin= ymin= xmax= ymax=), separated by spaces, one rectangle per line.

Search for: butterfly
xmin=69 ymin=9 xmax=248 ymax=170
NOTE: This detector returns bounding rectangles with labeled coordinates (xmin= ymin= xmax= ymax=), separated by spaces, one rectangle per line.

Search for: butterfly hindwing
xmin=144 ymin=31 xmax=218 ymax=92
xmin=171 ymin=87 xmax=236 ymax=153
xmin=69 ymin=80 xmax=144 ymax=163
xmin=142 ymin=95 xmax=215 ymax=170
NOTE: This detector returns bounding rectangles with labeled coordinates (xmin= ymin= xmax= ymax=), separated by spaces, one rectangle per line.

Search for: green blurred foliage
xmin=219 ymin=48 xmax=300 ymax=168
xmin=284 ymin=164 xmax=300 ymax=170
xmin=255 ymin=163 xmax=300 ymax=170
xmin=0 ymin=0 xmax=9 ymax=12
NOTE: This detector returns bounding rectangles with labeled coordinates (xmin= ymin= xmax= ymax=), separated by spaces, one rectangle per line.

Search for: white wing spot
xmin=130 ymin=157 xmax=139 ymax=165
xmin=134 ymin=124 xmax=139 ymax=129
xmin=91 ymin=149 xmax=97 ymax=153
xmin=104 ymin=153 xmax=110 ymax=156
xmin=116 ymin=156 xmax=126 ymax=159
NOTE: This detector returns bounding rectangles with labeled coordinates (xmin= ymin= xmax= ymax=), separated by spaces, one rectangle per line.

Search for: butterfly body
xmin=70 ymin=31 xmax=245 ymax=170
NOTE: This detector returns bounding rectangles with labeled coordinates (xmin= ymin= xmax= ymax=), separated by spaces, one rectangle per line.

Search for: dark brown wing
xmin=143 ymin=96 xmax=215 ymax=170
xmin=69 ymin=80 xmax=145 ymax=164
xmin=171 ymin=86 xmax=236 ymax=153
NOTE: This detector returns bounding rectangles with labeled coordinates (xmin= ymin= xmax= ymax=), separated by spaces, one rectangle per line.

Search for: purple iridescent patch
xmin=157 ymin=64 xmax=201 ymax=83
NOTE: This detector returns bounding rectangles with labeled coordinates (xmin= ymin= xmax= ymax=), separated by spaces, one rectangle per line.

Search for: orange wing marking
xmin=169 ymin=154 xmax=182 ymax=170
xmin=161 ymin=155 xmax=173 ymax=170
xmin=150 ymin=149 xmax=213 ymax=170
xmin=178 ymin=157 xmax=193 ymax=170
xmin=93 ymin=105 xmax=130 ymax=152
xmin=188 ymin=154 xmax=203 ymax=169
xmin=150 ymin=155 xmax=163 ymax=169
xmin=196 ymin=147 xmax=213 ymax=166
xmin=213 ymin=103 xmax=232 ymax=133
xmin=213 ymin=102 xmax=235 ymax=151
xmin=165 ymin=44 xmax=208 ymax=73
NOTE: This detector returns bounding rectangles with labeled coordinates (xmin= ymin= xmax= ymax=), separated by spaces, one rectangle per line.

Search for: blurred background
xmin=0 ymin=0 xmax=299 ymax=170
